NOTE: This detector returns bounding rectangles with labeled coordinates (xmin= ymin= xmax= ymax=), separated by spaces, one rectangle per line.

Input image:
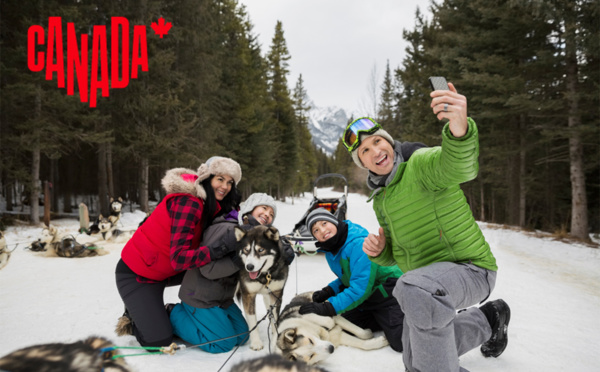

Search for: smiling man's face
xmin=357 ymin=135 xmax=394 ymax=175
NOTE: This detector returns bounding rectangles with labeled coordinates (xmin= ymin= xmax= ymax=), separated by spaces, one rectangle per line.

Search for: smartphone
xmin=429 ymin=76 xmax=449 ymax=91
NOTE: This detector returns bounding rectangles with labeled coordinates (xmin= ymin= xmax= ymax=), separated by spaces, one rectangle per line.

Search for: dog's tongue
xmin=249 ymin=271 xmax=259 ymax=280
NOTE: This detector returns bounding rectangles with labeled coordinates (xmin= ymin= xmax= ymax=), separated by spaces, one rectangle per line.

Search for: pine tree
xmin=266 ymin=21 xmax=299 ymax=198
xmin=377 ymin=61 xmax=396 ymax=135
xmin=293 ymin=74 xmax=317 ymax=192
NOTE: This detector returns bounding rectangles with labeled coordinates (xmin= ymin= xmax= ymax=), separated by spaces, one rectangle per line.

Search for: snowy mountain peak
xmin=307 ymin=100 xmax=349 ymax=156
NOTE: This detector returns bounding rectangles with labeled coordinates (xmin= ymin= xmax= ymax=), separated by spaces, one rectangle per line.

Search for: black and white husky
xmin=0 ymin=336 xmax=133 ymax=372
xmin=276 ymin=292 xmax=389 ymax=365
xmin=235 ymin=225 xmax=289 ymax=351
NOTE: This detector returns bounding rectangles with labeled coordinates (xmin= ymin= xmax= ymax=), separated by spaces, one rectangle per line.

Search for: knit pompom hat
xmin=306 ymin=208 xmax=339 ymax=237
xmin=238 ymin=193 xmax=277 ymax=225
xmin=350 ymin=129 xmax=395 ymax=169
xmin=196 ymin=156 xmax=242 ymax=185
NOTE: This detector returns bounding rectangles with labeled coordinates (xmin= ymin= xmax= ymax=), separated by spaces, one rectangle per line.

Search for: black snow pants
xmin=341 ymin=277 xmax=405 ymax=352
xmin=115 ymin=259 xmax=184 ymax=347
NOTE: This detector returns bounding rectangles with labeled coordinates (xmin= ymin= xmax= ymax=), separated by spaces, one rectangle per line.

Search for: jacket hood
xmin=161 ymin=167 xmax=207 ymax=200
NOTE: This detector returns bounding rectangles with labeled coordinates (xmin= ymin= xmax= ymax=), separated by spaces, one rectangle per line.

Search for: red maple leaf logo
xmin=151 ymin=17 xmax=172 ymax=38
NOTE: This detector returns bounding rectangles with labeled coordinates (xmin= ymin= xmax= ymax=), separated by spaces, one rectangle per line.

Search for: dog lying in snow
xmin=276 ymin=292 xmax=389 ymax=365
xmin=229 ymin=354 xmax=330 ymax=372
xmin=33 ymin=225 xmax=107 ymax=257
xmin=0 ymin=336 xmax=133 ymax=372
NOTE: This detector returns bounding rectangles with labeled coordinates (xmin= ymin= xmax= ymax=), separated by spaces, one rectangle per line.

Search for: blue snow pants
xmin=170 ymin=302 xmax=249 ymax=353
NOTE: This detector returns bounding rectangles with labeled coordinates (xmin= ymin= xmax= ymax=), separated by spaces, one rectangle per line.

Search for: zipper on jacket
xmin=380 ymin=189 xmax=411 ymax=269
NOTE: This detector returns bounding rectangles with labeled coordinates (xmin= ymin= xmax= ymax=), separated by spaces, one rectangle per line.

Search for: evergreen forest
xmin=1 ymin=0 xmax=598 ymax=240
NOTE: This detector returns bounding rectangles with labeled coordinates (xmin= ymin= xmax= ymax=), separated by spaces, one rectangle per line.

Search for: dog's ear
xmin=234 ymin=226 xmax=246 ymax=242
xmin=283 ymin=328 xmax=296 ymax=344
xmin=118 ymin=197 xmax=123 ymax=202
xmin=265 ymin=226 xmax=280 ymax=242
xmin=98 ymin=214 xmax=103 ymax=219
xmin=110 ymin=197 xmax=114 ymax=203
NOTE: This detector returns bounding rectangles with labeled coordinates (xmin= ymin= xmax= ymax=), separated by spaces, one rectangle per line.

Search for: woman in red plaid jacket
xmin=115 ymin=156 xmax=242 ymax=347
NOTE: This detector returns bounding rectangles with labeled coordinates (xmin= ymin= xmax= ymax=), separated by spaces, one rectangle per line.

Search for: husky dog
xmin=230 ymin=354 xmax=329 ymax=372
xmin=0 ymin=336 xmax=133 ymax=372
xmin=0 ymin=231 xmax=9 ymax=270
xmin=97 ymin=214 xmax=134 ymax=243
xmin=276 ymin=292 xmax=389 ymax=365
xmin=109 ymin=197 xmax=124 ymax=224
xmin=235 ymin=225 xmax=289 ymax=351
xmin=87 ymin=197 xmax=123 ymax=235
xmin=37 ymin=226 xmax=106 ymax=258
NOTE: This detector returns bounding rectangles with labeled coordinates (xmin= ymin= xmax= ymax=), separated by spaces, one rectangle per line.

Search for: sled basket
xmin=284 ymin=173 xmax=348 ymax=254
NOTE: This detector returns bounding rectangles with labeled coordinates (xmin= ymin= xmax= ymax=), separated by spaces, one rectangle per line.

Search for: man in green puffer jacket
xmin=343 ymin=82 xmax=511 ymax=372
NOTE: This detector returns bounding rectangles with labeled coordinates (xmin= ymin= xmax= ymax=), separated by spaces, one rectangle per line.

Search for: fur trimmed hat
xmin=350 ymin=129 xmax=395 ymax=169
xmin=238 ymin=193 xmax=277 ymax=225
xmin=160 ymin=156 xmax=241 ymax=201
xmin=197 ymin=156 xmax=242 ymax=185
xmin=306 ymin=208 xmax=338 ymax=237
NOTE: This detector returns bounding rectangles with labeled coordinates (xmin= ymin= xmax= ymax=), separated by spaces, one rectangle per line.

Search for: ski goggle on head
xmin=342 ymin=117 xmax=382 ymax=152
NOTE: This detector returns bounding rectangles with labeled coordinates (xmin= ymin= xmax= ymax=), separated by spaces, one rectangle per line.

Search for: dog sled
xmin=284 ymin=173 xmax=348 ymax=254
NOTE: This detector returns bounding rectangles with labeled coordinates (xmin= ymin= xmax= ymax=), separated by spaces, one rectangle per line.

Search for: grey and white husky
xmin=276 ymin=292 xmax=389 ymax=365
xmin=235 ymin=225 xmax=289 ymax=351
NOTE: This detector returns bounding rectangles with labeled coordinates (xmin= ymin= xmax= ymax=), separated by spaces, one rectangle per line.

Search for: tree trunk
xmin=519 ymin=114 xmax=527 ymax=228
xmin=107 ymin=142 xmax=114 ymax=198
xmin=139 ymin=157 xmax=149 ymax=213
xmin=507 ymin=133 xmax=520 ymax=226
xmin=565 ymin=12 xmax=588 ymax=240
xmin=30 ymin=87 xmax=41 ymax=225
xmin=43 ymin=180 xmax=51 ymax=226
xmin=98 ymin=143 xmax=109 ymax=216
xmin=480 ymin=182 xmax=485 ymax=221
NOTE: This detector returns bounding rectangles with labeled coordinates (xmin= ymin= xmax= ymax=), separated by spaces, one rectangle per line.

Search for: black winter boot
xmin=479 ymin=299 xmax=510 ymax=358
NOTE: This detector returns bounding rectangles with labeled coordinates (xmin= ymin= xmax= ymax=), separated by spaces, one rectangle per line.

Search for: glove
xmin=281 ymin=239 xmax=296 ymax=266
xmin=229 ymin=251 xmax=245 ymax=270
xmin=208 ymin=229 xmax=238 ymax=260
xmin=299 ymin=302 xmax=336 ymax=317
xmin=312 ymin=286 xmax=335 ymax=303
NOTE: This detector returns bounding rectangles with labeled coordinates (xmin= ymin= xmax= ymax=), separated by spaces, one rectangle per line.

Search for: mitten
xmin=229 ymin=251 xmax=245 ymax=270
xmin=281 ymin=239 xmax=296 ymax=265
xmin=312 ymin=286 xmax=335 ymax=303
xmin=298 ymin=302 xmax=336 ymax=317
xmin=208 ymin=229 xmax=238 ymax=260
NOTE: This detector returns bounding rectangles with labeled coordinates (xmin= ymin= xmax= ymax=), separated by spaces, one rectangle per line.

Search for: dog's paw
xmin=249 ymin=341 xmax=264 ymax=351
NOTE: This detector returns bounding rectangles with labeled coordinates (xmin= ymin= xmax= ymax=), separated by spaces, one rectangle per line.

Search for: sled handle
xmin=313 ymin=173 xmax=348 ymax=199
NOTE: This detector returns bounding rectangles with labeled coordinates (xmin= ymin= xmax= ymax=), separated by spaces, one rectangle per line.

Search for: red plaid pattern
xmin=168 ymin=196 xmax=211 ymax=271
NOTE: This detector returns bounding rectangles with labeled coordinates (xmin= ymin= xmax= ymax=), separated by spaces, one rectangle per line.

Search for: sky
xmin=1 ymin=190 xmax=599 ymax=371
xmin=237 ymin=0 xmax=432 ymax=115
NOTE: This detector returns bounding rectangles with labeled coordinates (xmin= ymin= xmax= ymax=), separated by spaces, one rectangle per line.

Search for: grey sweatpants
xmin=393 ymin=262 xmax=497 ymax=372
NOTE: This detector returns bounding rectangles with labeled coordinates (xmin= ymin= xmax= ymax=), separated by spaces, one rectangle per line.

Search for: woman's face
xmin=311 ymin=220 xmax=338 ymax=242
xmin=251 ymin=205 xmax=274 ymax=225
xmin=210 ymin=174 xmax=234 ymax=201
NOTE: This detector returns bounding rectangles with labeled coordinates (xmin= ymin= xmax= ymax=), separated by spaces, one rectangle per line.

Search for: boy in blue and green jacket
xmin=298 ymin=208 xmax=404 ymax=352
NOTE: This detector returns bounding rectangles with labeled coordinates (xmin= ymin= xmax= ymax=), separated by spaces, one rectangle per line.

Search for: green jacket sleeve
xmin=415 ymin=118 xmax=479 ymax=191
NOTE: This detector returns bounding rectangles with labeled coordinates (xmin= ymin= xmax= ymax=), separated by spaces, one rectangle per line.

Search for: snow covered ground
xmin=1 ymin=190 xmax=599 ymax=372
